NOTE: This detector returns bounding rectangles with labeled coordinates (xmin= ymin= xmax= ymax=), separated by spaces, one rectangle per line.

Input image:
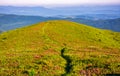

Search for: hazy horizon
xmin=0 ymin=0 xmax=120 ymax=7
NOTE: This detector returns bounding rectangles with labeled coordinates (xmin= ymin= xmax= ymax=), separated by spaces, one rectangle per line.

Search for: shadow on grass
xmin=105 ymin=74 xmax=120 ymax=76
xmin=61 ymin=48 xmax=73 ymax=76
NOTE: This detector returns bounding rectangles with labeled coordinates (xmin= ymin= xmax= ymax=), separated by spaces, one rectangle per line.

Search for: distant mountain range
xmin=69 ymin=18 xmax=120 ymax=32
xmin=0 ymin=30 xmax=2 ymax=33
xmin=0 ymin=14 xmax=120 ymax=32
xmin=0 ymin=14 xmax=60 ymax=31
xmin=0 ymin=5 xmax=120 ymax=17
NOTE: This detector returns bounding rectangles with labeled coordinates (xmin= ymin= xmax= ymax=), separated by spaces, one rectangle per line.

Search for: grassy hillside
xmin=0 ymin=20 xmax=120 ymax=76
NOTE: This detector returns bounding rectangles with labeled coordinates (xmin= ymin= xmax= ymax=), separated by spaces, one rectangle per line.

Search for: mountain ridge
xmin=1 ymin=20 xmax=120 ymax=49
xmin=0 ymin=20 xmax=120 ymax=75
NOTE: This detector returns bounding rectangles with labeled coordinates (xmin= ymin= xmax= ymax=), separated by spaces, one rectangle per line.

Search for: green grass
xmin=0 ymin=20 xmax=120 ymax=76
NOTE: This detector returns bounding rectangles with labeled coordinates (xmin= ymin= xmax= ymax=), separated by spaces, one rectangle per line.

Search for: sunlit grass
xmin=0 ymin=20 xmax=120 ymax=75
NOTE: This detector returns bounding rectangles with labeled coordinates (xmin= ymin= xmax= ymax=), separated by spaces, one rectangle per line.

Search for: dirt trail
xmin=61 ymin=48 xmax=72 ymax=76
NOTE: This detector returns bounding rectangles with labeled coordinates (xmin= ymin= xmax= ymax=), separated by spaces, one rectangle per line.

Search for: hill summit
xmin=0 ymin=20 xmax=120 ymax=75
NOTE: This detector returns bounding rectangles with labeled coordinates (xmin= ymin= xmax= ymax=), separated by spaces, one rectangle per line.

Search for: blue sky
xmin=0 ymin=0 xmax=120 ymax=7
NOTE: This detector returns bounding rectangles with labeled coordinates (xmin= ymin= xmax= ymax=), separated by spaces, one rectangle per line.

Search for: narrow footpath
xmin=61 ymin=48 xmax=72 ymax=76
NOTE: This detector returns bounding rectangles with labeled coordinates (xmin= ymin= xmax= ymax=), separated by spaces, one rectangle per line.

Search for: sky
xmin=0 ymin=0 xmax=120 ymax=7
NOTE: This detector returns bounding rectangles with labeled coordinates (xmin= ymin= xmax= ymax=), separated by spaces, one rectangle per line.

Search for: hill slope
xmin=0 ymin=20 xmax=120 ymax=76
